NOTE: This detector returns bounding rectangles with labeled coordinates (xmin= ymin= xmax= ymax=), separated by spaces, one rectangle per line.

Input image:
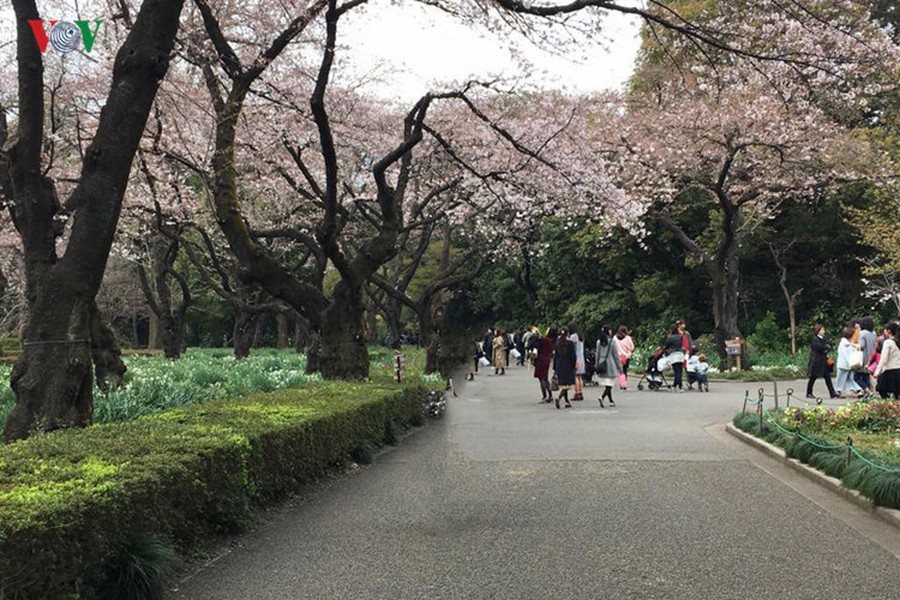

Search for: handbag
xmin=849 ymin=347 xmax=864 ymax=370
xmin=510 ymin=348 xmax=521 ymax=359
xmin=550 ymin=373 xmax=559 ymax=391
xmin=478 ymin=356 xmax=490 ymax=367
xmin=595 ymin=343 xmax=612 ymax=376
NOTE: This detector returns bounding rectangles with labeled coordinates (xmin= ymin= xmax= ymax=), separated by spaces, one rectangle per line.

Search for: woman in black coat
xmin=806 ymin=324 xmax=838 ymax=399
xmin=663 ymin=325 xmax=686 ymax=391
xmin=553 ymin=328 xmax=577 ymax=409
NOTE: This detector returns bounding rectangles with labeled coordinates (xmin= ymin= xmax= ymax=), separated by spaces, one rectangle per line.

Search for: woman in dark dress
xmin=533 ymin=327 xmax=557 ymax=403
xmin=554 ymin=328 xmax=577 ymax=409
xmin=806 ymin=324 xmax=838 ymax=399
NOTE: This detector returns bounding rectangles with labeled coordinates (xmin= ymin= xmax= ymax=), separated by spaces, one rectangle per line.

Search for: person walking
xmin=534 ymin=327 xmax=557 ymax=403
xmin=568 ymin=322 xmax=585 ymax=401
xmin=663 ymin=325 xmax=686 ymax=392
xmin=595 ymin=324 xmax=623 ymax=407
xmin=875 ymin=322 xmax=900 ymax=399
xmin=835 ymin=325 xmax=862 ymax=397
xmin=613 ymin=325 xmax=634 ymax=390
xmin=483 ymin=328 xmax=494 ymax=366
xmin=492 ymin=329 xmax=508 ymax=375
xmin=468 ymin=338 xmax=484 ymax=381
xmin=514 ymin=330 xmax=526 ymax=366
xmin=523 ymin=326 xmax=538 ymax=367
xmin=554 ymin=328 xmax=576 ymax=409
xmin=677 ymin=319 xmax=694 ymax=375
xmin=806 ymin=324 xmax=838 ymax=399
xmin=855 ymin=316 xmax=877 ymax=394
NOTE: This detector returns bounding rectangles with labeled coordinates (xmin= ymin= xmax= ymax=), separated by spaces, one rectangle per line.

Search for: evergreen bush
xmin=0 ymin=383 xmax=432 ymax=599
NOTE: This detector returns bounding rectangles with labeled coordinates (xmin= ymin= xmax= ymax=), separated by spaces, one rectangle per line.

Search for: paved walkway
xmin=169 ymin=366 xmax=900 ymax=599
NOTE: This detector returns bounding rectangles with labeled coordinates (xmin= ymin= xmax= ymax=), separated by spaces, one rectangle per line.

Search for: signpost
xmin=725 ymin=337 xmax=744 ymax=371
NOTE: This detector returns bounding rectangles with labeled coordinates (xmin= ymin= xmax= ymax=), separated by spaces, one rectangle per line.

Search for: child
xmin=686 ymin=351 xmax=700 ymax=390
xmin=696 ymin=354 xmax=710 ymax=392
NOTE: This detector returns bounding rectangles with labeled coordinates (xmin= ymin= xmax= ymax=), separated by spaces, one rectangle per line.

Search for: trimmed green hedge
xmin=0 ymin=382 xmax=430 ymax=599
xmin=732 ymin=412 xmax=900 ymax=510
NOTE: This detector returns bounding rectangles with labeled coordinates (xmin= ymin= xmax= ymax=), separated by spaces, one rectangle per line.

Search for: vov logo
xmin=27 ymin=19 xmax=103 ymax=54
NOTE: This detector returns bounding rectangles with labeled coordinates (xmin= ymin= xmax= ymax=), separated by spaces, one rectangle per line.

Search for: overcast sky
xmin=0 ymin=2 xmax=642 ymax=102
xmin=340 ymin=1 xmax=642 ymax=102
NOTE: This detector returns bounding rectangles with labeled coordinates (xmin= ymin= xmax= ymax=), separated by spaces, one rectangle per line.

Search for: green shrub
xmin=351 ymin=440 xmax=376 ymax=465
xmin=95 ymin=536 xmax=175 ymax=600
xmin=862 ymin=471 xmax=900 ymax=509
xmin=0 ymin=382 xmax=433 ymax=599
xmin=747 ymin=312 xmax=790 ymax=354
xmin=385 ymin=419 xmax=401 ymax=446
xmin=807 ymin=451 xmax=846 ymax=479
xmin=732 ymin=411 xmax=761 ymax=434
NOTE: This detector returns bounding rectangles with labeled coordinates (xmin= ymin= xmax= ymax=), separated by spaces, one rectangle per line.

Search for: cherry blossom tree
xmin=605 ymin=72 xmax=892 ymax=360
xmin=1 ymin=0 xmax=184 ymax=441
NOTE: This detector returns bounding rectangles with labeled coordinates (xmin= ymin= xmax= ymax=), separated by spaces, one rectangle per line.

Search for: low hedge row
xmin=0 ymin=382 xmax=431 ymax=599
xmin=732 ymin=412 xmax=900 ymax=510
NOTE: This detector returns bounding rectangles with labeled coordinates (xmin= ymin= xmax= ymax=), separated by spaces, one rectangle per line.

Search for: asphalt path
xmin=169 ymin=366 xmax=900 ymax=599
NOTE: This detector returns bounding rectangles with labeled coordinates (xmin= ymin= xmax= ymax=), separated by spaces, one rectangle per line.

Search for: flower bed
xmin=0 ymin=347 xmax=432 ymax=431
xmin=0 ymin=381 xmax=435 ymax=599
xmin=733 ymin=400 xmax=900 ymax=509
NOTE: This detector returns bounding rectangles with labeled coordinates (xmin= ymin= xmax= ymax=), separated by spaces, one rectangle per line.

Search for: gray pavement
xmin=169 ymin=367 xmax=900 ymax=599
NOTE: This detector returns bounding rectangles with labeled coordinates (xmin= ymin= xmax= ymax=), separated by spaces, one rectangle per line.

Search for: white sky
xmin=0 ymin=2 xmax=642 ymax=101
xmin=340 ymin=1 xmax=642 ymax=102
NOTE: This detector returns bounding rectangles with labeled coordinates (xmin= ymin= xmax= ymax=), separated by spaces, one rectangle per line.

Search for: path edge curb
xmin=725 ymin=423 xmax=900 ymax=533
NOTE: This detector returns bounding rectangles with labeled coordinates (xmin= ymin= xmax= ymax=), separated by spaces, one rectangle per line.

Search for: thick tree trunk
xmin=384 ymin=300 xmax=403 ymax=349
xmin=252 ymin=313 xmax=267 ymax=348
xmin=318 ymin=281 xmax=369 ymax=380
xmin=3 ymin=0 xmax=185 ymax=442
xmin=148 ymin=312 xmax=162 ymax=350
xmin=305 ymin=331 xmax=320 ymax=373
xmin=421 ymin=315 xmax=439 ymax=374
xmin=5 ymin=295 xmax=93 ymax=441
xmin=276 ymin=312 xmax=290 ymax=349
xmin=161 ymin=316 xmax=185 ymax=360
xmin=366 ymin=297 xmax=379 ymax=344
xmin=711 ymin=253 xmax=747 ymax=368
xmin=233 ymin=311 xmax=256 ymax=360
xmin=90 ymin=303 xmax=126 ymax=392
xmin=293 ymin=316 xmax=310 ymax=355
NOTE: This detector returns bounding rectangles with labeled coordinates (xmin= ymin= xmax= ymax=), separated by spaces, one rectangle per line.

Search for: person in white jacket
xmin=835 ymin=326 xmax=862 ymax=397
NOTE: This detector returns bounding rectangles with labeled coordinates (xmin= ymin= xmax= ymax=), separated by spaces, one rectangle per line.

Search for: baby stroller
xmin=636 ymin=348 xmax=670 ymax=391
xmin=582 ymin=348 xmax=599 ymax=387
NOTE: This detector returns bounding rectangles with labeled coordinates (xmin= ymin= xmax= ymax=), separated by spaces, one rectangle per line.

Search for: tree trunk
xmin=711 ymin=252 xmax=748 ymax=368
xmin=366 ymin=297 xmax=379 ymax=344
xmin=4 ymin=294 xmax=94 ymax=441
xmin=421 ymin=315 xmax=439 ymax=374
xmin=148 ymin=311 xmax=161 ymax=350
xmin=90 ymin=303 xmax=126 ymax=392
xmin=252 ymin=313 xmax=267 ymax=348
xmin=318 ymin=281 xmax=369 ymax=380
xmin=305 ymin=331 xmax=320 ymax=374
xmin=293 ymin=316 xmax=309 ymax=355
xmin=161 ymin=316 xmax=185 ymax=360
xmin=788 ymin=300 xmax=798 ymax=357
xmin=385 ymin=299 xmax=402 ymax=349
xmin=276 ymin=312 xmax=290 ymax=349
xmin=233 ymin=311 xmax=256 ymax=360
